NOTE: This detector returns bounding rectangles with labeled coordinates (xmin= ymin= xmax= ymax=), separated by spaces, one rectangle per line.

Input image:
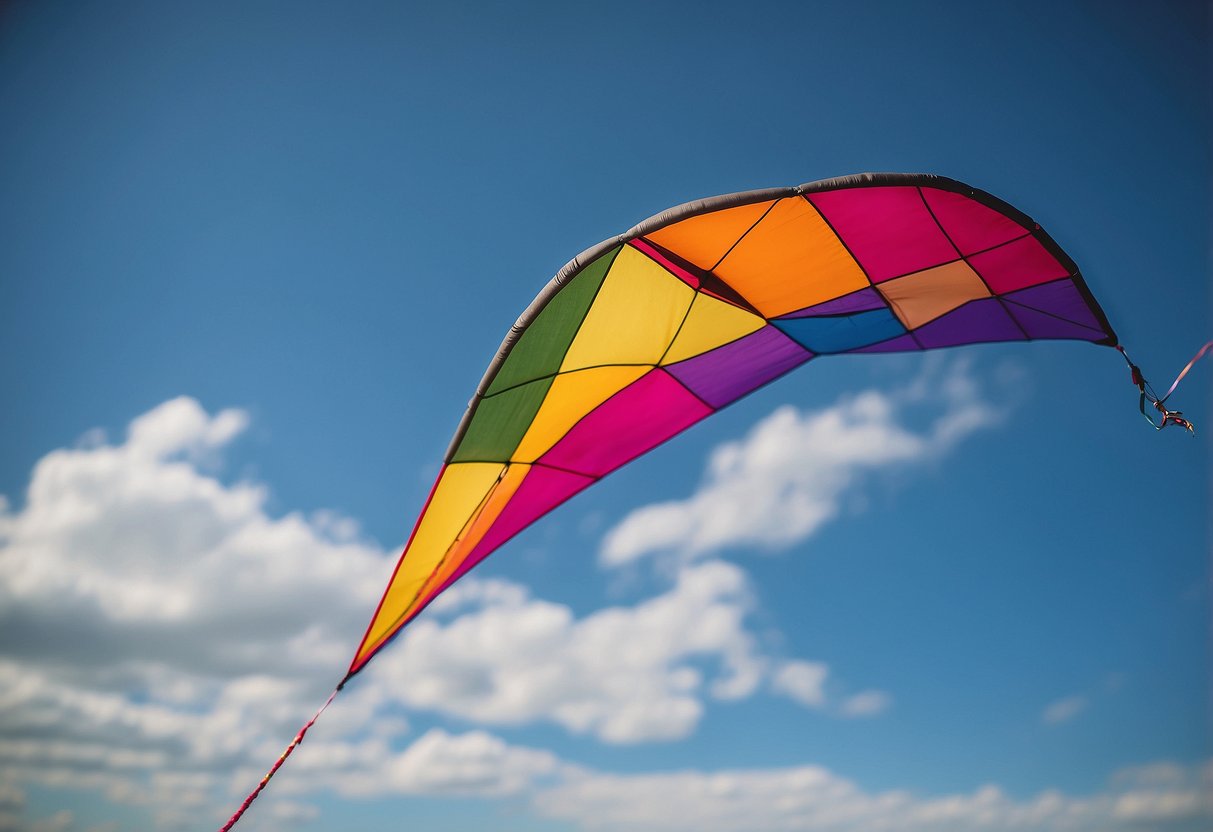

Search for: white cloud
xmin=1042 ymin=695 xmax=1088 ymax=725
xmin=0 ymin=397 xmax=884 ymax=827
xmin=771 ymin=660 xmax=829 ymax=709
xmin=532 ymin=757 xmax=1213 ymax=832
xmin=600 ymin=358 xmax=1001 ymax=568
xmin=372 ymin=562 xmax=770 ymax=743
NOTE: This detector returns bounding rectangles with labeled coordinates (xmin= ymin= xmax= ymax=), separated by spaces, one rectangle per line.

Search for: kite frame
xmin=444 ymin=171 xmax=1117 ymax=462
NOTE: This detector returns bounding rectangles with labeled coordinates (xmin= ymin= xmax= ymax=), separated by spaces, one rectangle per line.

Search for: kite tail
xmin=1117 ymin=341 xmax=1213 ymax=434
xmin=218 ymin=679 xmax=347 ymax=832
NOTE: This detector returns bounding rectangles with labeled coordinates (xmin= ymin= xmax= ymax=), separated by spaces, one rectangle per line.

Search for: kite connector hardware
xmin=1117 ymin=342 xmax=1211 ymax=435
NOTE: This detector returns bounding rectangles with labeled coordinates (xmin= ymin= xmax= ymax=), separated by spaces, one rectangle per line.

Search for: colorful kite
xmin=221 ymin=172 xmax=1203 ymax=830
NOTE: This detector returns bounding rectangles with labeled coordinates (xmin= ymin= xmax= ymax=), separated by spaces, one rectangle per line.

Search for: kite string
xmin=218 ymin=680 xmax=346 ymax=832
xmin=1116 ymin=341 xmax=1212 ymax=433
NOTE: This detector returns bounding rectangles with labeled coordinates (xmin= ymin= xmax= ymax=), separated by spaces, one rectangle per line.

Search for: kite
xmin=220 ymin=172 xmax=1206 ymax=830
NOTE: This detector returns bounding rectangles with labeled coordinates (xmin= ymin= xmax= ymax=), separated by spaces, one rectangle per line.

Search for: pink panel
xmin=424 ymin=466 xmax=595 ymax=603
xmin=920 ymin=188 xmax=1028 ymax=255
xmin=630 ymin=238 xmax=699 ymax=289
xmin=968 ymin=234 xmax=1070 ymax=295
xmin=540 ymin=369 xmax=713 ymax=477
xmin=808 ymin=187 xmax=957 ymax=283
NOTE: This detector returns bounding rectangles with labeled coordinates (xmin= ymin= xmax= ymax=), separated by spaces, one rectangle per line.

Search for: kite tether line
xmin=218 ymin=676 xmax=348 ymax=832
xmin=1117 ymin=341 xmax=1213 ymax=434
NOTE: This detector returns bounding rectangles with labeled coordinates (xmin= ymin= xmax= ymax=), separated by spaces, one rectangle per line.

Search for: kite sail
xmin=347 ymin=172 xmax=1118 ymax=675
xmin=222 ymin=171 xmax=1180 ymax=829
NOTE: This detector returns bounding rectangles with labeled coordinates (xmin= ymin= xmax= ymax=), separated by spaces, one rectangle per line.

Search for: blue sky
xmin=0 ymin=2 xmax=1208 ymax=831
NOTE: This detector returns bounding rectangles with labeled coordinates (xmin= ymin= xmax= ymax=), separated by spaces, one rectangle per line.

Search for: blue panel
xmin=772 ymin=307 xmax=906 ymax=354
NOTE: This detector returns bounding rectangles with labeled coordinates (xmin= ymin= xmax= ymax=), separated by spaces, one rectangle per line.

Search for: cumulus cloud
xmin=600 ymin=358 xmax=1002 ymax=568
xmin=0 ymin=397 xmax=881 ymax=827
xmin=374 ymin=561 xmax=879 ymax=743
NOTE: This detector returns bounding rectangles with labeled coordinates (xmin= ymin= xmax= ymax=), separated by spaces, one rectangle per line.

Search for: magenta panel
xmin=920 ymin=188 xmax=1027 ymax=255
xmin=631 ymin=238 xmax=699 ymax=289
xmin=540 ymin=369 xmax=713 ymax=477
xmin=808 ymin=186 xmax=957 ymax=283
xmin=968 ymin=235 xmax=1070 ymax=295
xmin=428 ymin=466 xmax=595 ymax=601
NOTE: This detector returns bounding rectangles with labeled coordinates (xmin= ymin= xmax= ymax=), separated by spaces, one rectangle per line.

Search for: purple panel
xmin=921 ymin=188 xmax=1027 ymax=255
xmin=851 ymin=333 xmax=922 ymax=354
xmin=809 ymin=187 xmax=957 ymax=283
xmin=1007 ymin=305 xmax=1107 ymax=342
xmin=540 ymin=369 xmax=714 ymax=477
xmin=667 ymin=326 xmax=812 ymax=408
xmin=1003 ymin=279 xmax=1104 ymax=331
xmin=914 ymin=298 xmax=1026 ymax=348
xmin=428 ymin=466 xmax=595 ymax=601
xmin=968 ymin=235 xmax=1069 ymax=295
xmin=779 ymin=286 xmax=886 ymax=319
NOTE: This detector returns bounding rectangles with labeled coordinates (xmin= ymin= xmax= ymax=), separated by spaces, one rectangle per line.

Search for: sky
xmin=0 ymin=1 xmax=1209 ymax=831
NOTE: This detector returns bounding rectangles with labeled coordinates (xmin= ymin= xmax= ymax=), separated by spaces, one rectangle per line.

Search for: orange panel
xmin=714 ymin=198 xmax=870 ymax=317
xmin=408 ymin=463 xmax=531 ymax=616
xmin=877 ymin=260 xmax=991 ymax=329
xmin=647 ymin=199 xmax=778 ymax=271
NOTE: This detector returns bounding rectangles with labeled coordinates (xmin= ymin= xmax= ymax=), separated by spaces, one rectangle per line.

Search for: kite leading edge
xmin=218 ymin=172 xmax=1206 ymax=831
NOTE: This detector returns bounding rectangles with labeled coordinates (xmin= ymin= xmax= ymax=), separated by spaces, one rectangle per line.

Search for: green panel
xmin=486 ymin=246 xmax=620 ymax=395
xmin=452 ymin=376 xmax=555 ymax=462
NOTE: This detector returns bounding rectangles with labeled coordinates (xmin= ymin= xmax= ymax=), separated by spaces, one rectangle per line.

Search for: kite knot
xmin=1117 ymin=343 xmax=1210 ymax=435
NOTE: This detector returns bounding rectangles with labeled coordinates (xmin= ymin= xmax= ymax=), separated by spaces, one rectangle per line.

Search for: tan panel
xmin=714 ymin=198 xmax=870 ymax=317
xmin=660 ymin=292 xmax=766 ymax=365
xmin=877 ymin=260 xmax=991 ymax=329
xmin=560 ymin=245 xmax=695 ymax=372
xmin=513 ymin=365 xmax=650 ymax=462
xmin=647 ymin=199 xmax=778 ymax=270
xmin=360 ymin=462 xmax=505 ymax=653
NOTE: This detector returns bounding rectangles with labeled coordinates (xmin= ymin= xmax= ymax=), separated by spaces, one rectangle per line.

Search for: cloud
xmin=838 ymin=689 xmax=892 ymax=718
xmin=373 ymin=562 xmax=816 ymax=743
xmin=1042 ymin=695 xmax=1088 ymax=725
xmin=0 ymin=397 xmax=396 ymax=827
xmin=600 ymin=358 xmax=1002 ymax=568
xmin=0 ymin=397 xmax=883 ymax=826
xmin=532 ymin=757 xmax=1213 ymax=832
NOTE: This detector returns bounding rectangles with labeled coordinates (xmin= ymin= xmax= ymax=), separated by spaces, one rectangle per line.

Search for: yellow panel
xmin=359 ymin=462 xmax=505 ymax=654
xmin=877 ymin=260 xmax=990 ymax=329
xmin=513 ymin=365 xmax=649 ymax=462
xmin=714 ymin=197 xmax=870 ymax=317
xmin=408 ymin=463 xmax=531 ymax=615
xmin=647 ymin=199 xmax=778 ymax=270
xmin=560 ymin=245 xmax=695 ymax=372
xmin=660 ymin=292 xmax=766 ymax=365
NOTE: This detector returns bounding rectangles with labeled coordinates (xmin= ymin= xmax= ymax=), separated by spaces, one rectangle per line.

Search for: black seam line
xmin=798 ymin=193 xmax=879 ymax=292
xmin=485 ymin=245 xmax=621 ymax=401
xmin=995 ymin=296 xmax=1032 ymax=340
xmin=1002 ymin=286 xmax=1106 ymax=332
xmin=529 ymin=460 xmax=602 ymax=481
xmin=917 ymin=186 xmax=964 ymax=259
xmin=376 ymin=463 xmax=508 ymax=643
xmin=657 ymin=289 xmax=704 ymax=367
xmin=876 ymin=231 xmax=1036 ymax=286
xmin=481 ymin=361 xmax=657 ymax=400
xmin=777 ymin=302 xmax=900 ymax=321
xmin=660 ymin=364 xmax=718 ymax=412
xmin=915 ymin=185 xmax=998 ymax=299
xmin=914 ymin=185 xmax=1025 ymax=340
xmin=452 ymin=246 xmax=625 ymax=462
xmin=639 ymin=236 xmax=763 ymax=316
xmin=709 ymin=198 xmax=782 ymax=272
xmin=664 ymin=321 xmax=771 ymax=367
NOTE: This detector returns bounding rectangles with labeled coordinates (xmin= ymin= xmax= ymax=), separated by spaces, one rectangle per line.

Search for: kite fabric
xmin=221 ymin=172 xmax=1124 ymax=831
xmin=349 ymin=172 xmax=1116 ymax=674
